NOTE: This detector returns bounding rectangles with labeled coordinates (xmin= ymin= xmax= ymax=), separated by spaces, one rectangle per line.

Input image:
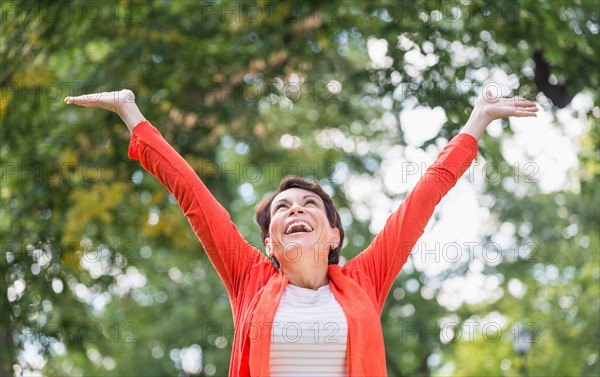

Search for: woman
xmin=64 ymin=89 xmax=537 ymax=376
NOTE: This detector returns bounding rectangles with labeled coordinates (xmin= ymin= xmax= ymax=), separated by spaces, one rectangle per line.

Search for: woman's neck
xmin=281 ymin=260 xmax=329 ymax=291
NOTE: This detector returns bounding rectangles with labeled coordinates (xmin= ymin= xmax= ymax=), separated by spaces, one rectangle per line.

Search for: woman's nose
xmin=288 ymin=202 xmax=304 ymax=215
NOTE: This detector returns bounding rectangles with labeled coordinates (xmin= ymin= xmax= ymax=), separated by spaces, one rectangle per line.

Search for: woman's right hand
xmin=64 ymin=89 xmax=145 ymax=132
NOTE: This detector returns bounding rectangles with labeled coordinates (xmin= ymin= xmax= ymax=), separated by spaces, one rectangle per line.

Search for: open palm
xmin=475 ymin=90 xmax=538 ymax=123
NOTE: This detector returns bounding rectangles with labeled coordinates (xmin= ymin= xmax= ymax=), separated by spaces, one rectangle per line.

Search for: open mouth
xmin=284 ymin=221 xmax=314 ymax=235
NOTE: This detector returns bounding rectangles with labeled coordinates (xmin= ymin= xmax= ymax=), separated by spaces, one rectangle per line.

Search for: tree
xmin=2 ymin=0 xmax=598 ymax=375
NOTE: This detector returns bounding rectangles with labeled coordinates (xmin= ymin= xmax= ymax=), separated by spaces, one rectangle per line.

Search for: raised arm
xmin=343 ymin=92 xmax=538 ymax=311
xmin=64 ymin=90 xmax=270 ymax=301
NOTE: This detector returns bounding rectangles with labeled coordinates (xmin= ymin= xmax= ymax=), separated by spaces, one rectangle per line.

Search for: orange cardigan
xmin=128 ymin=120 xmax=478 ymax=376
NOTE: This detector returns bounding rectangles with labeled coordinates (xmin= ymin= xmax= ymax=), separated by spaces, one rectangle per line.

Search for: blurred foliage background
xmin=1 ymin=0 xmax=599 ymax=376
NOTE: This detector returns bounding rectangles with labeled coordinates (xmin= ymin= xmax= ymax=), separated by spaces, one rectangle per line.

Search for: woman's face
xmin=266 ymin=188 xmax=340 ymax=265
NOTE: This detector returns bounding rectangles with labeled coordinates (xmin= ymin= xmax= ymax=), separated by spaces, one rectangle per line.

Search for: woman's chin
xmin=276 ymin=235 xmax=330 ymax=263
xmin=281 ymin=233 xmax=316 ymax=248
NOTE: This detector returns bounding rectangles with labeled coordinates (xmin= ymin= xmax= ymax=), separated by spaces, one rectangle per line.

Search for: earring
xmin=271 ymin=255 xmax=280 ymax=269
xmin=331 ymin=237 xmax=339 ymax=250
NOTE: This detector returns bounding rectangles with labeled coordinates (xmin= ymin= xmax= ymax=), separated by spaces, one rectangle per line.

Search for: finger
xmin=64 ymin=93 xmax=100 ymax=105
xmin=492 ymin=96 xmax=536 ymax=106
xmin=512 ymin=97 xmax=535 ymax=103
xmin=64 ymin=95 xmax=81 ymax=104
xmin=506 ymin=97 xmax=538 ymax=109
xmin=512 ymin=96 xmax=538 ymax=105
xmin=504 ymin=97 xmax=534 ymax=105
xmin=513 ymin=110 xmax=538 ymax=117
xmin=64 ymin=96 xmax=82 ymax=105
xmin=512 ymin=96 xmax=529 ymax=102
xmin=64 ymin=96 xmax=80 ymax=104
xmin=511 ymin=102 xmax=538 ymax=112
xmin=516 ymin=105 xmax=539 ymax=112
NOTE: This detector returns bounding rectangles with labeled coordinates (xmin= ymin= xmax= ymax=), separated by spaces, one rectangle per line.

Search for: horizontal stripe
xmin=271 ymin=355 xmax=346 ymax=360
xmin=270 ymin=283 xmax=348 ymax=377
xmin=270 ymin=365 xmax=346 ymax=370
xmin=271 ymin=372 xmax=344 ymax=377
xmin=273 ymin=319 xmax=346 ymax=325
xmin=271 ymin=364 xmax=346 ymax=368
xmin=271 ymin=339 xmax=346 ymax=344
xmin=271 ymin=348 xmax=346 ymax=352
xmin=270 ymin=372 xmax=347 ymax=375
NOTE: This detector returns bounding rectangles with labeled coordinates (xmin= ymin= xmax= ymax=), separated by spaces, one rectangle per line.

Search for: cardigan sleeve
xmin=128 ymin=120 xmax=268 ymax=301
xmin=343 ymin=133 xmax=478 ymax=310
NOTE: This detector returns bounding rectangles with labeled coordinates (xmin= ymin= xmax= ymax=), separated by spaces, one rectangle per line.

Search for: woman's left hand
xmin=461 ymin=90 xmax=539 ymax=141
xmin=474 ymin=90 xmax=539 ymax=124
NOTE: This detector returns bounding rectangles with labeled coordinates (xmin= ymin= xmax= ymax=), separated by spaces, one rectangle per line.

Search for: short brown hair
xmin=255 ymin=176 xmax=344 ymax=265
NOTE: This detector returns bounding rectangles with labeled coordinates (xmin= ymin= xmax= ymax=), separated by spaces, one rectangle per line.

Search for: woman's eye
xmin=305 ymin=199 xmax=316 ymax=206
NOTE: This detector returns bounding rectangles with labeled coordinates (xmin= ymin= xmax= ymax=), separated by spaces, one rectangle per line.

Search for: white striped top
xmin=269 ymin=283 xmax=348 ymax=376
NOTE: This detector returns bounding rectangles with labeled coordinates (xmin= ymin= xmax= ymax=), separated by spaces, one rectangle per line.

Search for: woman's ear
xmin=330 ymin=227 xmax=340 ymax=248
xmin=265 ymin=237 xmax=272 ymax=256
xmin=265 ymin=237 xmax=280 ymax=269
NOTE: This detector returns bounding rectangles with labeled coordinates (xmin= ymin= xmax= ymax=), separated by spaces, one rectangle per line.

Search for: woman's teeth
xmin=285 ymin=221 xmax=313 ymax=235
